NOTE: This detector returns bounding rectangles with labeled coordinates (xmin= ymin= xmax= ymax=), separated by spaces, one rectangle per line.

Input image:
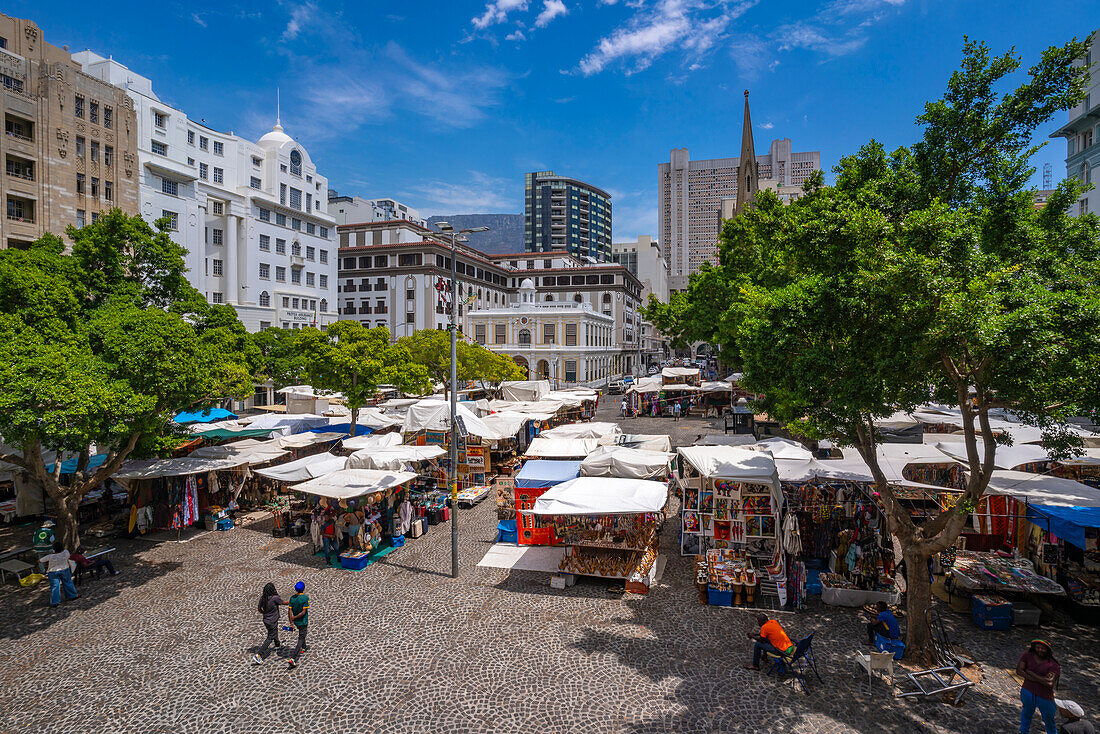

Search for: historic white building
xmin=467 ymin=279 xmax=616 ymax=387
xmin=73 ymin=51 xmax=337 ymax=331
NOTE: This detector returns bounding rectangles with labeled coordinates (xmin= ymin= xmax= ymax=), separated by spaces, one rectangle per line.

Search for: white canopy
xmin=345 ymin=445 xmax=446 ymax=471
xmin=529 ymin=476 xmax=669 ymax=515
xmin=486 ymin=399 xmax=563 ymax=418
xmin=113 ymin=456 xmax=247 ymax=479
xmin=697 ymin=434 xmax=758 ymax=447
xmin=525 ymin=437 xmax=599 ymax=458
xmin=480 ymin=411 xmax=535 ymax=439
xmin=662 ymin=383 xmax=699 ymax=392
xmin=545 ymin=390 xmax=597 ymax=408
xmin=500 ymin=380 xmax=551 ymax=402
xmin=627 ymin=376 xmax=664 ymax=394
xmin=292 ymin=469 xmax=418 ymax=500
xmin=340 ymin=432 xmax=404 ymax=450
xmin=754 ymin=437 xmax=813 ymax=461
xmin=598 ymin=433 xmax=673 ymax=452
xmin=934 ymin=441 xmax=1052 ymax=471
xmin=725 ymin=372 xmax=744 ymax=383
xmin=540 ymin=422 xmax=622 ymax=440
xmin=276 ymin=431 xmax=346 ymax=449
xmin=580 ymin=446 xmax=673 ymax=480
xmin=700 ymin=381 xmax=734 ymax=393
xmin=873 ymin=443 xmax=960 ymax=480
xmin=678 ymin=446 xmax=779 ymax=484
xmin=983 ymin=470 xmax=1100 ymax=508
xmin=188 ymin=439 xmax=289 ymax=465
xmin=662 ymin=367 xmax=699 ymax=379
xmin=344 ymin=408 xmax=402 ymax=430
xmin=253 ymin=453 xmax=348 ymax=483
xmin=1055 ymin=448 xmax=1100 ymax=466
xmin=775 ymin=456 xmax=877 ymax=483
xmin=401 ymin=400 xmax=506 ymax=439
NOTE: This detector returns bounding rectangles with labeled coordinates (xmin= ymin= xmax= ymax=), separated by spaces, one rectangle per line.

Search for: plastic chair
xmin=855 ymin=649 xmax=895 ymax=687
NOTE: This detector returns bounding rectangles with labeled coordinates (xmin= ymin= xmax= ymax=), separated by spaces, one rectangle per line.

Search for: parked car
xmin=607 ymin=378 xmax=625 ymax=395
xmin=647 ymin=366 xmax=659 ymax=375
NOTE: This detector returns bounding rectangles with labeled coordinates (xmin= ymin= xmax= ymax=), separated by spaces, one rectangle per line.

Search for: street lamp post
xmin=434 ymin=221 xmax=489 ymax=579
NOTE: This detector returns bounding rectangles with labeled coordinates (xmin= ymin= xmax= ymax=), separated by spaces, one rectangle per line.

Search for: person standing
xmin=287 ymin=581 xmax=310 ymax=669
xmin=620 ymin=399 xmax=628 ymax=418
xmin=252 ymin=583 xmax=286 ymax=665
xmin=41 ymin=541 xmax=78 ymax=607
xmin=673 ymin=401 xmax=681 ymax=422
xmin=1017 ymin=639 xmax=1060 ymax=734
xmin=321 ymin=513 xmax=339 ymax=567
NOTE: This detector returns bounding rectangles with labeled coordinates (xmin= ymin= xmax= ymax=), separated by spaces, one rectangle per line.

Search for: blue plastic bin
xmin=339 ymin=553 xmax=371 ymax=571
xmin=497 ymin=519 xmax=518 ymax=544
xmin=390 ymin=535 xmax=405 ymax=547
xmin=708 ymin=588 xmax=733 ymax=606
xmin=874 ymin=634 xmax=906 ymax=660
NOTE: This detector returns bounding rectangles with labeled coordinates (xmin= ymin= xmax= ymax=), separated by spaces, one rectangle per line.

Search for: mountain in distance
xmin=426 ymin=214 xmax=524 ymax=255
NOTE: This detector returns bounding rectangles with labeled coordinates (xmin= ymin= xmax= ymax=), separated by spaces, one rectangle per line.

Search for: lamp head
xmin=436 ymin=221 xmax=453 ymax=232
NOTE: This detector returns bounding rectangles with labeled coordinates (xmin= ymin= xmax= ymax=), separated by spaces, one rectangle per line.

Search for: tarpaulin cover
xmin=292 ymin=469 xmax=417 ymax=500
xmin=754 ymin=438 xmax=813 ymax=461
xmin=934 ymin=441 xmax=1052 ymax=471
xmin=500 ymin=380 xmax=551 ymax=402
xmin=344 ymin=446 xmax=445 ymax=471
xmin=277 ymin=432 xmax=346 ymax=449
xmin=188 ymin=439 xmax=289 ymax=465
xmin=775 ymin=456 xmax=876 ymax=483
xmin=697 ymin=434 xmax=757 ymax=447
xmin=982 ymin=470 xmax=1100 ymax=508
xmin=486 ymin=400 xmax=563 ymax=417
xmin=401 ymin=400 xmax=506 ymax=439
xmin=46 ymin=453 xmax=108 ymax=475
xmin=341 ymin=433 xmax=403 ymax=451
xmin=254 ymin=453 xmax=348 ymax=483
xmin=627 ymin=376 xmax=664 ymax=393
xmin=525 ymin=437 xmax=598 ymax=458
xmin=598 ymin=433 xmax=673 ymax=452
xmin=113 ymin=456 xmax=248 ymax=479
xmin=1026 ymin=504 xmax=1100 ymax=549
xmin=678 ymin=446 xmax=779 ymax=484
xmin=540 ymin=422 xmax=622 ymax=440
xmin=699 ymin=381 xmax=734 ymax=392
xmin=314 ymin=423 xmax=374 ymax=436
xmin=480 ymin=411 xmax=535 ymax=439
xmin=580 ymin=446 xmax=673 ymax=480
xmin=242 ymin=413 xmax=331 ymax=436
xmin=174 ymin=408 xmax=237 ymax=424
xmin=530 ymin=476 xmax=669 ymax=515
xmin=190 ymin=427 xmax=279 ymax=440
xmin=515 ymin=460 xmax=582 ymax=488
xmin=661 ymin=367 xmax=699 ymax=379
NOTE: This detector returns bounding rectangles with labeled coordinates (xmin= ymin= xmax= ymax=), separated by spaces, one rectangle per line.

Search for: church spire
xmin=734 ymin=89 xmax=758 ymax=216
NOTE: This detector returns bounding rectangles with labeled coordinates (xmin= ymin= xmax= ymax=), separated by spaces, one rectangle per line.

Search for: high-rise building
xmin=659 ymin=94 xmax=820 ymax=290
xmin=0 ymin=13 xmax=139 ymax=249
xmin=524 ymin=170 xmax=612 ymax=262
xmin=1051 ymin=34 xmax=1098 ymax=217
xmin=612 ymin=235 xmax=669 ymax=305
xmin=74 ymin=51 xmax=337 ymax=332
xmin=327 ymin=191 xmax=426 ymax=227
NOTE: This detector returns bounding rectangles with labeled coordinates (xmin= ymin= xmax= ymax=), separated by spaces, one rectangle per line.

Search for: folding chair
xmin=766 ymin=632 xmax=821 ymax=694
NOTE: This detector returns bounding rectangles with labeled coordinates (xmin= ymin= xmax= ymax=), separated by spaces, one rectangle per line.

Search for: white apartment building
xmin=1052 ymin=35 xmax=1099 ymax=217
xmin=467 ymin=279 xmax=616 ymax=387
xmin=328 ymin=191 xmax=426 ymax=227
xmin=612 ymin=235 xmax=669 ymax=304
xmin=74 ymin=51 xmax=337 ymax=331
xmin=660 ymin=141 xmax=820 ymax=291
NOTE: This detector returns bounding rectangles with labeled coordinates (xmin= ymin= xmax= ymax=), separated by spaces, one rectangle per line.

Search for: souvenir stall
xmin=529 ymin=476 xmax=668 ymax=594
xmin=401 ymin=400 xmax=506 ymax=489
xmin=524 ymin=437 xmax=598 ymax=460
xmin=513 ymin=460 xmax=582 ymax=545
xmin=1051 ymin=449 xmax=1100 ymax=490
xmin=1025 ymin=502 xmax=1100 ymax=621
xmin=974 ymin=470 xmax=1100 ymax=554
xmin=625 ymin=377 xmax=664 ymax=417
xmin=188 ymin=439 xmax=293 ymax=510
xmin=292 ymin=469 xmax=419 ymax=568
xmin=947 ymin=548 xmax=1066 ymax=624
xmin=677 ymin=446 xmax=787 ymax=607
xmin=113 ymin=456 xmax=250 ymax=534
xmin=579 ymin=446 xmax=673 ymax=481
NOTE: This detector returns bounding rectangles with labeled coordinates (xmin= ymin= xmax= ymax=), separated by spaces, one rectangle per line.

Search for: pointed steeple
xmin=734 ymin=90 xmax=758 ymax=216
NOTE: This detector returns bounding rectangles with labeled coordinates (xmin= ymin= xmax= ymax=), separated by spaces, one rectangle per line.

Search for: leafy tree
xmin=297 ymin=322 xmax=431 ymax=436
xmin=643 ymin=262 xmax=740 ymax=360
xmin=0 ymin=211 xmax=254 ymax=548
xmin=397 ymin=329 xmax=525 ymax=397
xmin=250 ymin=327 xmax=304 ymax=388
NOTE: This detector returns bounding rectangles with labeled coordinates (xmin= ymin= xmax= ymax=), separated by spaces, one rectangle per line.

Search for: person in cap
xmin=286 ymin=581 xmax=310 ymax=669
xmin=1017 ymin=639 xmax=1060 ymax=734
xmin=866 ymin=601 xmax=901 ymax=646
xmin=40 ymin=541 xmax=79 ymax=607
xmin=32 ymin=520 xmax=56 ymax=556
xmin=1056 ymin=700 xmax=1094 ymax=734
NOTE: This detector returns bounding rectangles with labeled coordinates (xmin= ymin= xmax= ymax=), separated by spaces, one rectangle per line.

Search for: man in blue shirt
xmin=866 ymin=601 xmax=901 ymax=645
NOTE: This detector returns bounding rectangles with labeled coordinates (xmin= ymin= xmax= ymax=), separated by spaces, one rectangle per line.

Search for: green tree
xmin=731 ymin=38 xmax=1098 ymax=663
xmin=297 ymin=322 xmax=431 ymax=436
xmin=250 ymin=327 xmax=304 ymax=388
xmin=397 ymin=329 xmax=525 ymax=397
xmin=0 ymin=212 xmax=254 ymax=548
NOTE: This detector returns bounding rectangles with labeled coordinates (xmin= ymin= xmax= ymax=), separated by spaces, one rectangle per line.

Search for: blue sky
xmin=14 ymin=0 xmax=1094 ymax=240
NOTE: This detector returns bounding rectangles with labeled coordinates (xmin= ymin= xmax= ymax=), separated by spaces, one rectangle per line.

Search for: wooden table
xmin=0 ymin=559 xmax=34 ymax=584
xmin=0 ymin=546 xmax=33 ymax=563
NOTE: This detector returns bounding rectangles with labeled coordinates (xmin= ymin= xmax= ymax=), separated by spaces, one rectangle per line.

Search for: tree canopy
xmin=397 ymin=329 xmax=525 ymax=395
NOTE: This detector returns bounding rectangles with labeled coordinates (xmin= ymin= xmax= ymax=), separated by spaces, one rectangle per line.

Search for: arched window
xmin=602 ymin=293 xmax=612 ymax=304
xmin=518 ymin=329 xmax=531 ymax=345
xmin=319 ymin=298 xmax=328 ymax=313
xmin=292 ymin=240 xmax=302 ymax=256
xmin=573 ymin=294 xmax=583 ymax=303
xmin=259 ymin=291 xmax=270 ymax=307
xmin=544 ymin=294 xmax=554 ymax=302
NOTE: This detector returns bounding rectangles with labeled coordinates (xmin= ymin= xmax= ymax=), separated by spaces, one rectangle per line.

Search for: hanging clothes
xmin=781 ymin=513 xmax=802 ymax=556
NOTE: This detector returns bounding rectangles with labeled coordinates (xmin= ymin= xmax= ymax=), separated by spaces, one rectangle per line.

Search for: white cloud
xmin=403 ymin=171 xmax=516 ymax=216
xmin=472 ymin=0 xmax=529 ymax=29
xmin=760 ymin=121 xmax=773 ymax=129
xmin=535 ymin=0 xmax=569 ymax=28
xmin=191 ymin=13 xmax=207 ymax=27
xmin=282 ymin=2 xmax=317 ymax=41
xmin=506 ymin=29 xmax=527 ymax=41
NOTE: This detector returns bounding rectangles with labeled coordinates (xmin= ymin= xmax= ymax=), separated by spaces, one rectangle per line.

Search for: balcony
xmin=358 ymin=306 xmax=372 ymax=314
xmin=6 ymin=196 xmax=34 ymax=224
xmin=5 ymin=158 xmax=34 ymax=181
xmin=342 ymin=307 xmax=357 ymax=315
xmin=375 ymin=306 xmax=388 ymax=315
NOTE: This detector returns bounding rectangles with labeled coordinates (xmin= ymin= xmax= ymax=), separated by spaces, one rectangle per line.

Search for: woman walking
xmin=252 ymin=583 xmax=286 ymax=665
xmin=1017 ymin=639 xmax=1060 ymax=734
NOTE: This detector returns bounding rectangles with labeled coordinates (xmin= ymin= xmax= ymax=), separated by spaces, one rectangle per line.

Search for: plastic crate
xmin=339 ymin=553 xmax=372 ymax=571
xmin=874 ymin=634 xmax=906 ymax=660
xmin=972 ymin=609 xmax=1011 ymax=630
xmin=1012 ymin=602 xmax=1041 ymax=626
xmin=708 ymin=588 xmax=733 ymax=606
xmin=390 ymin=535 xmax=405 ymax=548
xmin=971 ymin=594 xmax=1012 ymax=618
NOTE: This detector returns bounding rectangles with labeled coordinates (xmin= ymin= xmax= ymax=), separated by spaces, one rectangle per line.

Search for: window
xmin=151 ymin=140 xmax=167 ymax=156
xmin=213 ymin=167 xmax=223 ymax=184
xmin=77 ymin=210 xmax=85 ymax=228
xmin=475 ymin=324 xmax=486 ymax=344
xmin=306 ymin=246 xmax=315 ymax=261
xmin=250 ymin=176 xmax=262 ymax=189
xmin=74 ymin=95 xmax=84 ymax=119
xmin=319 ymin=226 xmax=329 ymax=238
xmin=259 ymin=321 xmax=271 ymax=330
xmin=280 ymin=184 xmax=287 ymax=205
xmin=104 ymin=181 xmax=113 ymax=201
xmin=375 ymin=255 xmax=388 ymax=267
xmin=199 ymin=135 xmax=208 ymax=150
xmin=306 ymin=193 xmax=312 ymax=211
xmin=306 ymin=222 xmax=315 ymax=235
xmin=76 ymin=173 xmax=85 ymax=194
xmin=91 ymin=212 xmax=99 ymax=224
xmin=544 ymin=259 xmax=552 ymax=268
xmin=284 ymin=297 xmax=291 ymax=308
xmin=161 ymin=210 xmax=178 ymax=230
xmin=213 ymin=141 xmax=224 ymax=156
xmin=565 ymin=360 xmax=577 ymax=383
xmin=259 ymin=234 xmax=270 ymax=251
xmin=276 ymin=266 xmax=286 ymax=282
xmin=319 ymin=249 xmax=328 ymax=263
xmin=199 ymin=163 xmax=208 ymax=180
xmin=258 ymin=207 xmax=270 ymax=222
xmin=212 ymin=292 xmax=224 ymax=304
xmin=406 ymin=312 xmax=415 ymax=324
xmin=306 ymin=272 xmax=315 ymax=286
xmin=276 ymin=238 xmax=286 ymax=254
xmin=543 ymin=323 xmax=555 ymax=343
xmin=565 ymin=323 xmax=577 ymax=346
xmin=212 ymin=259 xmax=223 ymax=276
xmin=518 ymin=329 xmax=531 ymax=345
xmin=276 ymin=213 xmax=286 ymax=226
xmin=259 ymin=263 xmax=270 ymax=279
xmin=289 ymin=149 xmax=302 ymax=176
xmin=292 ymin=298 xmax=300 ymax=309
xmin=292 ymin=241 xmax=302 ymax=256
xmin=212 ymin=201 xmax=224 ymax=216
xmin=495 ymin=323 xmax=506 ymax=344
xmin=292 ymin=218 xmax=301 ymax=231
xmin=90 ymin=141 xmax=99 ymax=162
xmin=0 ymin=73 xmax=19 ymax=92
xmin=104 ymin=146 xmax=113 ymax=166
xmin=76 ymin=136 xmax=85 ymax=157
xmin=154 ymin=111 xmax=167 ymax=129
xmin=259 ymin=291 xmax=270 ymax=307
xmin=188 ymin=130 xmax=195 ymax=145
xmin=161 ymin=178 xmax=178 ymax=196
xmin=319 ymin=275 xmax=328 ymax=288
xmin=291 ymin=269 xmax=301 ymax=284
xmin=359 ymin=257 xmax=372 ymax=269
xmin=252 ymin=156 xmax=262 ymax=167
xmin=212 ymin=228 xmax=224 ymax=246
xmin=320 ymin=298 xmax=327 ymax=312
xmin=398 ymin=253 xmax=422 ymax=267
xmin=90 ymin=177 xmax=99 ymax=197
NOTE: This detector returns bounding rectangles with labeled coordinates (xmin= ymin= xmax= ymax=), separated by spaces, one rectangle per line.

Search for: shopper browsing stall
xmin=744 ymin=613 xmax=794 ymax=671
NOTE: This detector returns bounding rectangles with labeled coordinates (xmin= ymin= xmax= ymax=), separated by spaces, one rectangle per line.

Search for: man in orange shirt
xmin=745 ymin=613 xmax=795 ymax=670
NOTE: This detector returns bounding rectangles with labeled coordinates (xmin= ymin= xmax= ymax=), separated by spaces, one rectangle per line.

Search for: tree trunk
xmin=55 ymin=495 xmax=80 ymax=551
xmin=350 ymin=406 xmax=359 ymax=438
xmin=902 ymin=544 xmax=937 ymax=665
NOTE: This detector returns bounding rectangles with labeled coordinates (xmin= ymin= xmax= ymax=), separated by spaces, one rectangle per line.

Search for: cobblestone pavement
xmin=1 ymin=405 xmax=1098 ymax=733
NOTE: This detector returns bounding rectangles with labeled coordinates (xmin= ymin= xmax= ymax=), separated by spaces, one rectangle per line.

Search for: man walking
xmin=287 ymin=581 xmax=309 ymax=669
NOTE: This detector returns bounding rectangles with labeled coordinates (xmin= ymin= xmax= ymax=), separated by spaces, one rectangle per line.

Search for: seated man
xmin=866 ymin=601 xmax=901 ymax=646
xmin=70 ymin=546 xmax=119 ymax=583
xmin=745 ymin=613 xmax=795 ymax=671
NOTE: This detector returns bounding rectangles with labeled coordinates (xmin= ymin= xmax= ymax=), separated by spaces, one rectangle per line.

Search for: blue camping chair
xmin=766 ymin=631 xmax=822 ymax=694
xmin=496 ymin=519 xmax=517 ymax=544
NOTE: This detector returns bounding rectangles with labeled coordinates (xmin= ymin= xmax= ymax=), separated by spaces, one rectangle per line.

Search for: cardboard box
xmin=550 ymin=574 xmax=567 ymax=590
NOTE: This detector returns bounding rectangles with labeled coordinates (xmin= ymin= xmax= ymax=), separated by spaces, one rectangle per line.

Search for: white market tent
xmin=775 ymin=456 xmax=877 ymax=483
xmin=500 ymin=380 xmax=551 ymax=402
xmin=401 ymin=400 xmax=507 ymax=440
xmin=345 ymin=445 xmax=446 ymax=471
xmin=113 ymin=456 xmax=248 ymax=479
xmin=545 ymin=390 xmax=598 ymax=408
xmin=529 ymin=476 xmax=669 ymax=515
xmin=237 ymin=413 xmax=331 ymax=436
xmin=678 ymin=445 xmax=781 ymax=490
xmin=661 ymin=383 xmax=699 ymax=392
xmin=189 ymin=439 xmax=289 ymax=465
xmin=580 ymin=446 xmax=673 ymax=480
xmin=933 ymin=441 xmax=1053 ymax=471
xmin=700 ymin=381 xmax=734 ymax=393
xmin=540 ymin=422 xmax=622 ymax=440
xmin=754 ymin=437 xmax=813 ymax=461
xmin=480 ymin=411 xmax=538 ymax=439
xmin=253 ymin=453 xmax=349 ymax=483
xmin=341 ymin=433 xmax=404 ymax=451
xmin=626 ymin=376 xmax=664 ymax=394
xmin=598 ymin=433 xmax=673 ymax=452
xmin=525 ymin=437 xmax=599 ymax=458
xmin=276 ymin=431 xmax=347 ymax=449
xmin=486 ymin=399 xmax=564 ymax=417
xmin=292 ymin=469 xmax=418 ymax=500
xmin=662 ymin=367 xmax=700 ymax=380
xmin=981 ymin=470 xmax=1100 ymax=508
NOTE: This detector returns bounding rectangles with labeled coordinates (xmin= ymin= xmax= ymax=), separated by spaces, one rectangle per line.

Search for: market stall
xmin=340 ymin=433 xmax=403 ymax=452
xmin=540 ymin=422 xmax=622 ymax=441
xmin=524 ymin=437 xmax=598 ymax=459
xmin=113 ymin=456 xmax=251 ymax=533
xmin=513 ymin=460 xmax=582 ymax=545
xmin=530 ymin=476 xmax=668 ymax=594
xmin=597 ymin=433 xmax=673 ymax=452
xmin=579 ymin=446 xmax=673 ymax=480
xmin=948 ymin=550 xmax=1065 ymax=595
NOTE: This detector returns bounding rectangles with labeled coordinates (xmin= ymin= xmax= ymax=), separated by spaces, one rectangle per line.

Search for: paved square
xmin=1 ymin=406 xmax=1097 ymax=733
